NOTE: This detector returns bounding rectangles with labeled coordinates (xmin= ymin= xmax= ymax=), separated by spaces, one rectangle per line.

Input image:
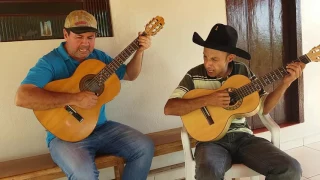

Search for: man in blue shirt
xmin=15 ymin=10 xmax=154 ymax=180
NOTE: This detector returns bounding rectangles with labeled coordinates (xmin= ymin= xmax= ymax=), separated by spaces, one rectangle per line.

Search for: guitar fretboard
xmin=230 ymin=54 xmax=311 ymax=102
xmin=92 ymin=34 xmax=144 ymax=86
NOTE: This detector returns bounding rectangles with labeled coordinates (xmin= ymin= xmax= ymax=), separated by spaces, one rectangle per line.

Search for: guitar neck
xmin=231 ymin=54 xmax=311 ymax=100
xmin=93 ymin=32 xmax=146 ymax=84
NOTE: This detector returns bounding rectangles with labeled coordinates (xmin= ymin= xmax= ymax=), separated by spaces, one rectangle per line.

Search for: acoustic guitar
xmin=181 ymin=45 xmax=320 ymax=142
xmin=33 ymin=16 xmax=165 ymax=142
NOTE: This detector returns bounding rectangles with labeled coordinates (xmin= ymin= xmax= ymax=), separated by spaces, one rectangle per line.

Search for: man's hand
xmin=137 ymin=32 xmax=151 ymax=52
xmin=71 ymin=91 xmax=98 ymax=109
xmin=283 ymin=62 xmax=306 ymax=86
xmin=206 ymin=90 xmax=230 ymax=108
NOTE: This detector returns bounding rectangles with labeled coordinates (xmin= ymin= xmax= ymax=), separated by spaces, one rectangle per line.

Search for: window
xmin=0 ymin=0 xmax=113 ymax=42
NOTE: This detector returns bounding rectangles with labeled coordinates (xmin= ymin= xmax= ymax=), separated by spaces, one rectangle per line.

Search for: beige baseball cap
xmin=64 ymin=10 xmax=98 ymax=34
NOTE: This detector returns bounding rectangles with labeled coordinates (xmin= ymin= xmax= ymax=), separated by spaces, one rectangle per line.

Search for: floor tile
xmin=285 ymin=146 xmax=320 ymax=178
xmin=309 ymin=174 xmax=320 ymax=180
xmin=305 ymin=142 xmax=320 ymax=151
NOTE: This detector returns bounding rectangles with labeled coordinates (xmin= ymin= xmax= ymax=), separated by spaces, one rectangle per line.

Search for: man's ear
xmin=227 ymin=54 xmax=236 ymax=63
xmin=63 ymin=29 xmax=68 ymax=40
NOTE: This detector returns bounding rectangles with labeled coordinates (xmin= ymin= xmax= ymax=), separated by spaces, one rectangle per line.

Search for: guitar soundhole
xmin=225 ymin=88 xmax=243 ymax=110
xmin=79 ymin=74 xmax=104 ymax=96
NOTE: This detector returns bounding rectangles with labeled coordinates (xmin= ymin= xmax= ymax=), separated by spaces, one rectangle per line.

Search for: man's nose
xmin=81 ymin=38 xmax=89 ymax=45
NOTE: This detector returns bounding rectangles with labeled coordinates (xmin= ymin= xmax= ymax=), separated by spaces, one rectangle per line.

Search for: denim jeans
xmin=49 ymin=120 xmax=154 ymax=180
xmin=195 ymin=132 xmax=301 ymax=180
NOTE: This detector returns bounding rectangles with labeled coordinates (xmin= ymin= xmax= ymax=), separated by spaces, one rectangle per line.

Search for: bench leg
xmin=114 ymin=163 xmax=124 ymax=180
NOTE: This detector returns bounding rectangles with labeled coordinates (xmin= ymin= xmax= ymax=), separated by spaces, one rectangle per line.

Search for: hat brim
xmin=65 ymin=27 xmax=98 ymax=34
xmin=192 ymin=32 xmax=251 ymax=60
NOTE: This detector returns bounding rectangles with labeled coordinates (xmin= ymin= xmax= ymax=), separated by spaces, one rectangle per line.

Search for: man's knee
xmin=196 ymin=161 xmax=225 ymax=180
xmin=284 ymin=158 xmax=302 ymax=179
xmin=65 ymin=164 xmax=99 ymax=180
xmin=272 ymin=156 xmax=302 ymax=180
xmin=128 ymin=135 xmax=154 ymax=161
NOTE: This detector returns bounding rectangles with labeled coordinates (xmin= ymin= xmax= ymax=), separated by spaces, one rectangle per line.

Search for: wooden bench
xmin=0 ymin=128 xmax=197 ymax=180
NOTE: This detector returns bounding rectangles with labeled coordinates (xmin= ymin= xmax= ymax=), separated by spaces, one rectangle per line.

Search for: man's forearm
xmin=15 ymin=85 xmax=76 ymax=110
xmin=125 ymin=50 xmax=144 ymax=80
xmin=164 ymin=96 xmax=208 ymax=116
xmin=262 ymin=82 xmax=290 ymax=114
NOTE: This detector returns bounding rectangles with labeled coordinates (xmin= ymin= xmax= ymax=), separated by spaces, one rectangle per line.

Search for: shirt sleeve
xmin=101 ymin=52 xmax=127 ymax=80
xmin=169 ymin=72 xmax=195 ymax=99
xmin=21 ymin=58 xmax=54 ymax=88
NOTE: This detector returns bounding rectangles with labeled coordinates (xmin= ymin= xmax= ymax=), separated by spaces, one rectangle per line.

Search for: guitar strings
xmin=227 ymin=55 xmax=310 ymax=104
xmin=83 ymin=38 xmax=140 ymax=92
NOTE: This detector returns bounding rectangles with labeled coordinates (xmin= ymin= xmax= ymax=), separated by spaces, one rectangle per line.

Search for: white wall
xmin=0 ymin=0 xmax=226 ymax=176
xmin=0 ymin=0 xmax=320 ymax=179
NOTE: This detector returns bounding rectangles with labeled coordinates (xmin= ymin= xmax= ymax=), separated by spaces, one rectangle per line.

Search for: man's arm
xmin=164 ymin=90 xmax=231 ymax=116
xmin=123 ymin=32 xmax=151 ymax=81
xmin=262 ymin=62 xmax=305 ymax=114
xmin=15 ymin=84 xmax=98 ymax=110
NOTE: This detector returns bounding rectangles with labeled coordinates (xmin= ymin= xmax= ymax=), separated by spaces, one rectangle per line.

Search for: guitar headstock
xmin=306 ymin=45 xmax=320 ymax=62
xmin=144 ymin=16 xmax=165 ymax=36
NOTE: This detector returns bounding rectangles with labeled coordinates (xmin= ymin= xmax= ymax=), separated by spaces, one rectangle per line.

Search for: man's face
xmin=63 ymin=29 xmax=96 ymax=61
xmin=203 ymin=48 xmax=232 ymax=78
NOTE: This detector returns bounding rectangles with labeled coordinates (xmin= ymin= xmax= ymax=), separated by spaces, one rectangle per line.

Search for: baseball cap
xmin=64 ymin=10 xmax=98 ymax=34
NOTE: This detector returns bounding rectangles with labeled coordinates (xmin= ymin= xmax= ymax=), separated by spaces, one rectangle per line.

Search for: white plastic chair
xmin=181 ymin=111 xmax=280 ymax=180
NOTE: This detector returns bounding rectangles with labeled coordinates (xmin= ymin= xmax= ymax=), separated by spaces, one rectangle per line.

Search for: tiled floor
xmin=241 ymin=141 xmax=320 ymax=180
xmin=287 ymin=142 xmax=320 ymax=180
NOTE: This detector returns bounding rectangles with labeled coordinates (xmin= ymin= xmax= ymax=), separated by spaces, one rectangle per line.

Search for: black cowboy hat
xmin=192 ymin=23 xmax=251 ymax=60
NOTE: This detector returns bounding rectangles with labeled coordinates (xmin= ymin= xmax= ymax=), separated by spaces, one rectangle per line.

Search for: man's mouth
xmin=79 ymin=49 xmax=89 ymax=52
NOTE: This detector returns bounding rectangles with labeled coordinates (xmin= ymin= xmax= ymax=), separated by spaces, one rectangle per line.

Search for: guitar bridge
xmin=64 ymin=105 xmax=83 ymax=122
xmin=201 ymin=107 xmax=214 ymax=125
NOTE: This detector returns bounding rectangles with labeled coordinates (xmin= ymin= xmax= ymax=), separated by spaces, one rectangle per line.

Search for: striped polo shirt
xmin=170 ymin=61 xmax=267 ymax=135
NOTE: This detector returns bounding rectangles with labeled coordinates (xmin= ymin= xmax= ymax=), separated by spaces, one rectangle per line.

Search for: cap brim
xmin=65 ymin=27 xmax=98 ymax=34
xmin=192 ymin=32 xmax=251 ymax=60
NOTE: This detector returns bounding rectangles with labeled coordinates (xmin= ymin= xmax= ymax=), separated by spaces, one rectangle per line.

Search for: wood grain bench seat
xmin=0 ymin=127 xmax=197 ymax=180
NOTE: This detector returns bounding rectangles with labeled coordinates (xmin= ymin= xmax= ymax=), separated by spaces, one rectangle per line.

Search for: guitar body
xmin=33 ymin=59 xmax=121 ymax=142
xmin=181 ymin=75 xmax=261 ymax=142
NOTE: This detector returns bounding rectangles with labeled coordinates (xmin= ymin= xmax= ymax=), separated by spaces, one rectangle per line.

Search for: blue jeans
xmin=195 ymin=132 xmax=301 ymax=180
xmin=49 ymin=121 xmax=154 ymax=180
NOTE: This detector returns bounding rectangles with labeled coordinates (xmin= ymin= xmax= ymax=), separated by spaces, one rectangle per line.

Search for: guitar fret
xmin=245 ymin=85 xmax=251 ymax=96
xmin=258 ymin=79 xmax=265 ymax=88
xmin=113 ymin=58 xmax=120 ymax=67
xmin=276 ymin=69 xmax=283 ymax=78
xmin=122 ymin=50 xmax=129 ymax=58
xmin=105 ymin=65 xmax=113 ymax=75
xmin=125 ymin=48 xmax=131 ymax=56
xmin=109 ymin=62 xmax=117 ymax=71
xmin=237 ymin=87 xmax=245 ymax=98
xmin=274 ymin=71 xmax=279 ymax=79
xmin=280 ymin=67 xmax=288 ymax=76
xmin=119 ymin=53 xmax=126 ymax=60
xmin=128 ymin=46 xmax=135 ymax=53
xmin=132 ymin=40 xmax=140 ymax=49
xmin=115 ymin=57 xmax=123 ymax=65
xmin=298 ymin=55 xmax=311 ymax=64
xmin=269 ymin=72 xmax=276 ymax=82
xmin=243 ymin=85 xmax=251 ymax=97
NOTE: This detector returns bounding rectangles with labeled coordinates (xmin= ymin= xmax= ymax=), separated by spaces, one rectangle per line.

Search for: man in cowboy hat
xmin=164 ymin=23 xmax=304 ymax=180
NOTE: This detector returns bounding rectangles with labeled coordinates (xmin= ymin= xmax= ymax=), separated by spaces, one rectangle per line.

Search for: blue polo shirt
xmin=21 ymin=42 xmax=126 ymax=146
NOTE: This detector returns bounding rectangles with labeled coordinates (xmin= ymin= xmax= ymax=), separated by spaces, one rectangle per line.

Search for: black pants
xmin=195 ymin=132 xmax=302 ymax=180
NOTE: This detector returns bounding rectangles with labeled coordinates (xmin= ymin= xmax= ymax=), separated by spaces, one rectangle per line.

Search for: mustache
xmin=79 ymin=46 xmax=89 ymax=49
